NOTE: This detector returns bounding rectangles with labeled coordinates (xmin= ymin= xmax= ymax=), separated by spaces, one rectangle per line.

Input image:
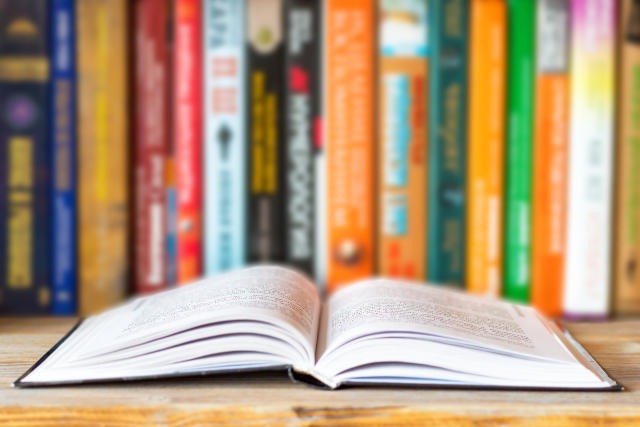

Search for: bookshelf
xmin=1 ymin=317 xmax=638 ymax=424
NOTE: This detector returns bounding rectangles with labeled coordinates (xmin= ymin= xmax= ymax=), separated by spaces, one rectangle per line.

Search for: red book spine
xmin=134 ymin=0 xmax=169 ymax=293
xmin=174 ymin=0 xmax=202 ymax=284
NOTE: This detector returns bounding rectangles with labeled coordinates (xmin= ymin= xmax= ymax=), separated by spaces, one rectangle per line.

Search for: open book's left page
xmin=17 ymin=266 xmax=321 ymax=386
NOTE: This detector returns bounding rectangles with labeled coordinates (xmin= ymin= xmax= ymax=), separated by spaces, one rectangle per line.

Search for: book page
xmin=120 ymin=266 xmax=320 ymax=340
xmin=19 ymin=266 xmax=324 ymax=385
xmin=57 ymin=266 xmax=321 ymax=363
xmin=317 ymin=279 xmax=576 ymax=363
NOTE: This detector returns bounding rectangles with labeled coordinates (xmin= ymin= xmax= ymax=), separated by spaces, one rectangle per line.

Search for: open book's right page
xmin=311 ymin=278 xmax=621 ymax=389
xmin=317 ymin=279 xmax=573 ymax=362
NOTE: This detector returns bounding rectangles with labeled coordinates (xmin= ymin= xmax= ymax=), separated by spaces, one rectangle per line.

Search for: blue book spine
xmin=203 ymin=0 xmax=246 ymax=274
xmin=166 ymin=181 xmax=178 ymax=286
xmin=50 ymin=0 xmax=76 ymax=314
xmin=0 ymin=0 xmax=51 ymax=314
xmin=427 ymin=0 xmax=468 ymax=286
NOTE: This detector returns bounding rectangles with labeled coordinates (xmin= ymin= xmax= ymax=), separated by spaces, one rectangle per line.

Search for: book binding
xmin=427 ymin=0 xmax=468 ymax=286
xmin=0 ymin=0 xmax=51 ymax=314
xmin=284 ymin=0 xmax=321 ymax=276
xmin=531 ymin=0 xmax=570 ymax=317
xmin=77 ymin=0 xmax=129 ymax=315
xmin=564 ymin=0 xmax=616 ymax=318
xmin=50 ymin=0 xmax=76 ymax=315
xmin=175 ymin=0 xmax=203 ymax=284
xmin=204 ymin=0 xmax=246 ymax=275
xmin=246 ymin=0 xmax=287 ymax=263
xmin=504 ymin=0 xmax=535 ymax=303
xmin=377 ymin=0 xmax=429 ymax=280
xmin=326 ymin=0 xmax=376 ymax=292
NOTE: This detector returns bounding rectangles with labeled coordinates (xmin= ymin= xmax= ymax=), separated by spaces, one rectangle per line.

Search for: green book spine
xmin=427 ymin=0 xmax=468 ymax=286
xmin=504 ymin=0 xmax=535 ymax=302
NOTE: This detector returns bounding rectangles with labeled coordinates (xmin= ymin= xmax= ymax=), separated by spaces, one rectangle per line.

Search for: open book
xmin=16 ymin=266 xmax=620 ymax=390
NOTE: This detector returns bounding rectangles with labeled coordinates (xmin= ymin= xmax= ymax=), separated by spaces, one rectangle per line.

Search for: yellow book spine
xmin=77 ymin=0 xmax=129 ymax=315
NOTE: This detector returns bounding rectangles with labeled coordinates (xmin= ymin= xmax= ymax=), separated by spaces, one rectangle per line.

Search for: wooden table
xmin=1 ymin=317 xmax=639 ymax=426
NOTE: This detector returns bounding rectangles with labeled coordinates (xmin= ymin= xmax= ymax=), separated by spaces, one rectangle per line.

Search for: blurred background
xmin=0 ymin=0 xmax=634 ymax=321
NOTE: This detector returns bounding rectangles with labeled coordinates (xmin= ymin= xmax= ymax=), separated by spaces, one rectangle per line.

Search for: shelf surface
xmin=1 ymin=316 xmax=639 ymax=425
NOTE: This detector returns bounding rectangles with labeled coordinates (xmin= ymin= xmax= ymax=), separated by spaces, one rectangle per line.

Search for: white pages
xmin=16 ymin=266 xmax=618 ymax=390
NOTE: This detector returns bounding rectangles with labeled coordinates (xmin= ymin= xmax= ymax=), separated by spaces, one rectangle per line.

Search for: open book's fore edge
xmin=555 ymin=322 xmax=623 ymax=391
xmin=13 ymin=318 xmax=86 ymax=387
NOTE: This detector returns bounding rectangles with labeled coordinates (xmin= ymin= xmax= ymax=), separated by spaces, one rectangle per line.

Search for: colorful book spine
xmin=50 ymin=0 xmax=76 ymax=314
xmin=134 ymin=0 xmax=169 ymax=293
xmin=531 ymin=0 xmax=569 ymax=317
xmin=314 ymin=133 xmax=326 ymax=289
xmin=246 ymin=0 xmax=286 ymax=263
xmin=326 ymin=0 xmax=376 ymax=292
xmin=165 ymin=156 xmax=178 ymax=286
xmin=427 ymin=0 xmax=468 ymax=286
xmin=203 ymin=0 xmax=246 ymax=274
xmin=614 ymin=0 xmax=640 ymax=315
xmin=77 ymin=0 xmax=129 ymax=315
xmin=466 ymin=0 xmax=506 ymax=295
xmin=504 ymin=0 xmax=535 ymax=302
xmin=174 ymin=0 xmax=203 ymax=283
xmin=377 ymin=0 xmax=428 ymax=280
xmin=315 ymin=13 xmax=327 ymax=289
xmin=0 ymin=0 xmax=51 ymax=314
xmin=285 ymin=0 xmax=321 ymax=276
xmin=165 ymin=3 xmax=177 ymax=287
xmin=564 ymin=0 xmax=616 ymax=318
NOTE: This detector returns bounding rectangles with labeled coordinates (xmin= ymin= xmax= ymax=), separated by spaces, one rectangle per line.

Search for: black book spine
xmin=284 ymin=0 xmax=320 ymax=275
xmin=0 ymin=0 xmax=51 ymax=313
xmin=246 ymin=0 xmax=286 ymax=262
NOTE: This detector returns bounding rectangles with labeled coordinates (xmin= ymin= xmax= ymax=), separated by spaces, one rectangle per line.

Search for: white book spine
xmin=563 ymin=0 xmax=616 ymax=317
xmin=204 ymin=0 xmax=246 ymax=274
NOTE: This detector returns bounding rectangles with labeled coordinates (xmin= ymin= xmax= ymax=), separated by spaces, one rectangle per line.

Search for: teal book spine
xmin=504 ymin=0 xmax=536 ymax=302
xmin=427 ymin=0 xmax=468 ymax=286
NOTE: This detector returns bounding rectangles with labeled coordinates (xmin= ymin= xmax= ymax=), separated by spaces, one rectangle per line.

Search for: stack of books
xmin=0 ymin=0 xmax=635 ymax=320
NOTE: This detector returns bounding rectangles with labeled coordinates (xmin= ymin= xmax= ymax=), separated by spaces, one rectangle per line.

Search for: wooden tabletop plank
xmin=1 ymin=317 xmax=639 ymax=426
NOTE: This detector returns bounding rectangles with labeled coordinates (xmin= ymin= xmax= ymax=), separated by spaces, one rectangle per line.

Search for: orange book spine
xmin=466 ymin=0 xmax=506 ymax=295
xmin=377 ymin=3 xmax=428 ymax=279
xmin=532 ymin=76 xmax=569 ymax=316
xmin=531 ymin=0 xmax=570 ymax=317
xmin=326 ymin=0 xmax=375 ymax=292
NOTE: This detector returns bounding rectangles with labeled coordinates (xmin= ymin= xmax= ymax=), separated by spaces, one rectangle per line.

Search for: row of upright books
xmin=0 ymin=0 xmax=636 ymax=319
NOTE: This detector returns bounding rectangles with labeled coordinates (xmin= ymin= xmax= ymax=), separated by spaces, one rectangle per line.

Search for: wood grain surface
xmin=1 ymin=317 xmax=639 ymax=426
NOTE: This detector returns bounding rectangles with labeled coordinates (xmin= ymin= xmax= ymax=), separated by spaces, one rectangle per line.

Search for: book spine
xmin=0 ymin=0 xmax=51 ymax=314
xmin=531 ymin=0 xmax=569 ymax=317
xmin=504 ymin=0 xmax=535 ymax=302
xmin=246 ymin=0 xmax=286 ymax=263
xmin=564 ymin=0 xmax=616 ymax=319
xmin=203 ymin=0 xmax=246 ymax=274
xmin=377 ymin=0 xmax=428 ymax=280
xmin=466 ymin=0 xmax=506 ymax=295
xmin=614 ymin=0 xmax=640 ymax=315
xmin=285 ymin=0 xmax=321 ymax=276
xmin=77 ymin=0 xmax=129 ymax=315
xmin=427 ymin=0 xmax=468 ymax=286
xmin=174 ymin=0 xmax=202 ymax=283
xmin=165 ymin=2 xmax=177 ymax=287
xmin=165 ymin=156 xmax=178 ymax=286
xmin=50 ymin=0 xmax=76 ymax=314
xmin=326 ymin=0 xmax=376 ymax=292
xmin=315 ymin=0 xmax=327 ymax=289
xmin=134 ymin=0 xmax=169 ymax=293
